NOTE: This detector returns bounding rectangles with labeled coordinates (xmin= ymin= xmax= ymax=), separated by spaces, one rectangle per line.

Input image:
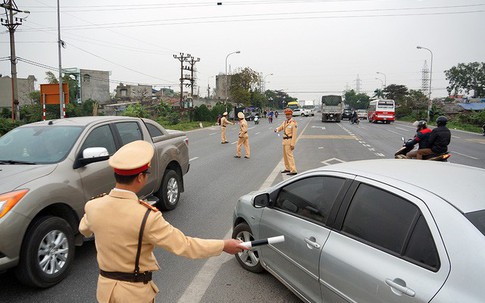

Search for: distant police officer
xmin=274 ymin=108 xmax=298 ymax=175
xmin=79 ymin=140 xmax=247 ymax=303
xmin=234 ymin=112 xmax=250 ymax=159
xmin=220 ymin=111 xmax=234 ymax=144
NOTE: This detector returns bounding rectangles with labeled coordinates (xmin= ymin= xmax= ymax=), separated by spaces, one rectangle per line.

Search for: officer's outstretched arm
xmin=223 ymin=239 xmax=249 ymax=254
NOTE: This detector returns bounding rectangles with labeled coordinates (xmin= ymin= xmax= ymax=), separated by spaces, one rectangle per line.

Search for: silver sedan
xmin=232 ymin=159 xmax=485 ymax=303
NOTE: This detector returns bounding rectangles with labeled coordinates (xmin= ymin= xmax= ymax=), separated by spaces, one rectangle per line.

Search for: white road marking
xmin=375 ymin=153 xmax=386 ymax=157
xmin=189 ymin=157 xmax=199 ymax=162
xmin=209 ymin=132 xmax=217 ymax=136
xmin=452 ymin=135 xmax=460 ymax=139
xmin=451 ymin=151 xmax=478 ymax=160
xmin=395 ymin=127 xmax=409 ymax=131
xmin=387 ymin=129 xmax=404 ymax=135
xmin=318 ymin=147 xmax=324 ymax=149
xmin=321 ymin=158 xmax=346 ymax=166
xmin=256 ymin=132 xmax=260 ymax=135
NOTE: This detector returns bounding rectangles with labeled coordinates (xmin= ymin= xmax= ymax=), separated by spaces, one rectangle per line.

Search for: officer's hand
xmin=290 ymin=145 xmax=295 ymax=150
xmin=223 ymin=239 xmax=249 ymax=254
xmin=274 ymin=129 xmax=277 ymax=132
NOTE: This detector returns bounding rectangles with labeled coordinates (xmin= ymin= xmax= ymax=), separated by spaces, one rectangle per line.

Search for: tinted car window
xmin=465 ymin=210 xmax=485 ymax=236
xmin=81 ymin=125 xmax=116 ymax=155
xmin=342 ymin=183 xmax=439 ymax=270
xmin=275 ymin=176 xmax=346 ymax=224
xmin=404 ymin=215 xmax=440 ymax=270
xmin=115 ymin=122 xmax=143 ymax=145
xmin=145 ymin=123 xmax=164 ymax=138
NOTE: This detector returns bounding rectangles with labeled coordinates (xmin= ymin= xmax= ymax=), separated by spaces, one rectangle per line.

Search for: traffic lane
xmin=356 ymin=121 xmax=485 ymax=168
xmin=0 ymin=242 xmax=98 ymax=302
xmin=200 ymin=257 xmax=301 ymax=303
xmin=154 ymin=118 xmax=303 ymax=302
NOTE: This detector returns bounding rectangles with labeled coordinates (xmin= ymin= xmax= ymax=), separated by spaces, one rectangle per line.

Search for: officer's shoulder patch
xmin=90 ymin=193 xmax=107 ymax=200
xmin=138 ymin=200 xmax=159 ymax=212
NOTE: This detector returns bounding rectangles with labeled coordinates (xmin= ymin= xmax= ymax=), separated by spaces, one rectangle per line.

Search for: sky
xmin=1 ymin=0 xmax=484 ymax=103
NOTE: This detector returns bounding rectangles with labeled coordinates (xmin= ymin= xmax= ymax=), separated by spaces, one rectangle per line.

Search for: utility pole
xmin=57 ymin=0 xmax=65 ymax=118
xmin=185 ymin=56 xmax=200 ymax=99
xmin=1 ymin=0 xmax=29 ymax=121
xmin=173 ymin=53 xmax=192 ymax=109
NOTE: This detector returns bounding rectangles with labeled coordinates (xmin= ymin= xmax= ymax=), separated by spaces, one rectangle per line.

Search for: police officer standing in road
xmin=274 ymin=108 xmax=298 ymax=175
xmin=220 ymin=111 xmax=234 ymax=144
xmin=234 ymin=112 xmax=250 ymax=159
xmin=79 ymin=140 xmax=247 ymax=303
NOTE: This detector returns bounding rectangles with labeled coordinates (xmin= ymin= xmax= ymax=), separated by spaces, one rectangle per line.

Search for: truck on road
xmin=0 ymin=116 xmax=190 ymax=288
xmin=321 ymin=95 xmax=343 ymax=122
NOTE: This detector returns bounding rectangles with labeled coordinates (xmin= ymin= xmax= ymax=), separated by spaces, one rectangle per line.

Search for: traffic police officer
xmin=274 ymin=108 xmax=298 ymax=175
xmin=220 ymin=111 xmax=234 ymax=144
xmin=79 ymin=140 xmax=247 ymax=303
xmin=234 ymin=112 xmax=250 ymax=159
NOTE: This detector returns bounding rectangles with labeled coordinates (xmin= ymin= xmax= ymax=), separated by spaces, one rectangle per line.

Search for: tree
xmin=44 ymin=71 xmax=80 ymax=103
xmin=229 ymin=67 xmax=260 ymax=106
xmin=383 ymin=84 xmax=409 ymax=105
xmin=343 ymin=90 xmax=370 ymax=109
xmin=445 ymin=62 xmax=485 ymax=98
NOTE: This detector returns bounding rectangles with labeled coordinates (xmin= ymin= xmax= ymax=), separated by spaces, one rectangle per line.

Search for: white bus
xmin=368 ymin=99 xmax=395 ymax=123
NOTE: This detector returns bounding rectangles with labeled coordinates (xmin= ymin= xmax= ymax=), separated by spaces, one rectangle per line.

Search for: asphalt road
xmin=1 ymin=115 xmax=484 ymax=302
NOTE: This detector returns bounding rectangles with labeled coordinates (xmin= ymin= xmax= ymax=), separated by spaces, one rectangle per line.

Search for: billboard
xmin=40 ymin=83 xmax=69 ymax=105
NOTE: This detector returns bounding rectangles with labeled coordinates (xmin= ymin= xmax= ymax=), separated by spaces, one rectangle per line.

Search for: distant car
xmin=342 ymin=108 xmax=352 ymax=120
xmin=232 ymin=160 xmax=485 ymax=303
xmin=292 ymin=108 xmax=305 ymax=117
xmin=244 ymin=112 xmax=255 ymax=121
xmin=357 ymin=109 xmax=368 ymax=119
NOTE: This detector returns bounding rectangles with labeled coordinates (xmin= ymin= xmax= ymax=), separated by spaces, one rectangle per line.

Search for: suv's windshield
xmin=466 ymin=210 xmax=485 ymax=236
xmin=0 ymin=126 xmax=83 ymax=164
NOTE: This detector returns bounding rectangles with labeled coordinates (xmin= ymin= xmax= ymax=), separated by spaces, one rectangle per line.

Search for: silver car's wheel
xmin=232 ymin=223 xmax=264 ymax=273
xmin=38 ymin=230 xmax=69 ymax=274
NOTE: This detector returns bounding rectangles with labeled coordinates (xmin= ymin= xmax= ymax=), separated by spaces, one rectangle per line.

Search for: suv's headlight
xmin=0 ymin=189 xmax=29 ymax=219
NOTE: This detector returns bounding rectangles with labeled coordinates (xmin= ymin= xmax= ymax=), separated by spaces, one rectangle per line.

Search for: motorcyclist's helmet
xmin=436 ymin=116 xmax=448 ymax=126
xmin=413 ymin=120 xmax=427 ymax=130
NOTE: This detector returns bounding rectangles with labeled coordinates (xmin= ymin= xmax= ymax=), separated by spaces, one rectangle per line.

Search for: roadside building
xmin=0 ymin=75 xmax=36 ymax=109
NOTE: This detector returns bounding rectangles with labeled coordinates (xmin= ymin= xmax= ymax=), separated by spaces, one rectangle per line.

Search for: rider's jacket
xmin=406 ymin=128 xmax=432 ymax=149
xmin=428 ymin=126 xmax=451 ymax=154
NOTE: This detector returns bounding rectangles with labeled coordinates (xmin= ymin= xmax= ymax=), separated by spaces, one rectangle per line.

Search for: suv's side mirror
xmin=253 ymin=193 xmax=269 ymax=208
xmin=73 ymin=147 xmax=109 ymax=169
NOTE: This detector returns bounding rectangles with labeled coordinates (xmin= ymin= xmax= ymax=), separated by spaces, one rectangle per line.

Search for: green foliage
xmin=383 ymin=84 xmax=409 ymax=104
xmin=122 ymin=103 xmax=149 ymax=118
xmin=0 ymin=118 xmax=23 ymax=136
xmin=29 ymin=91 xmax=41 ymax=103
xmin=230 ymin=67 xmax=260 ymax=105
xmin=445 ymin=62 xmax=485 ymax=98
xmin=1 ymin=108 xmax=11 ymax=119
xmin=66 ymin=99 xmax=97 ymax=117
xmin=265 ymin=90 xmax=296 ymax=109
xmin=343 ymin=90 xmax=370 ymax=109
xmin=193 ymin=104 xmax=212 ymax=121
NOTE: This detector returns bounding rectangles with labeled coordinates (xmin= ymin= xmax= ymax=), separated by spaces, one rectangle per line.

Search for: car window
xmin=342 ymin=183 xmax=439 ymax=270
xmin=145 ymin=123 xmax=164 ymax=138
xmin=465 ymin=210 xmax=485 ymax=236
xmin=80 ymin=125 xmax=117 ymax=155
xmin=114 ymin=122 xmax=143 ymax=145
xmin=275 ymin=176 xmax=346 ymax=224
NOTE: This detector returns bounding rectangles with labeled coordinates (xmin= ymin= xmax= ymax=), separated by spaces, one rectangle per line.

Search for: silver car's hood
xmin=0 ymin=165 xmax=56 ymax=192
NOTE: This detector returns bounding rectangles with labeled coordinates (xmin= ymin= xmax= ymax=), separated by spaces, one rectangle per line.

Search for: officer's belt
xmin=221 ymin=125 xmax=226 ymax=127
xmin=283 ymin=136 xmax=292 ymax=139
xmin=99 ymin=269 xmax=152 ymax=283
xmin=99 ymin=208 xmax=152 ymax=284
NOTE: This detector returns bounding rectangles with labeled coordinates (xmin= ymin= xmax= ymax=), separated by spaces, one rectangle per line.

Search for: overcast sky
xmin=1 ymin=0 xmax=484 ymax=103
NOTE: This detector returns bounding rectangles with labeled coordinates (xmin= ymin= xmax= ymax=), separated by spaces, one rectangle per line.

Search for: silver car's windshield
xmin=466 ymin=210 xmax=485 ymax=236
xmin=0 ymin=126 xmax=83 ymax=164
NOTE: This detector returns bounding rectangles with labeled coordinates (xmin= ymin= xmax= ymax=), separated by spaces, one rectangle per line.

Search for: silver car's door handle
xmin=385 ymin=278 xmax=416 ymax=297
xmin=304 ymin=237 xmax=321 ymax=249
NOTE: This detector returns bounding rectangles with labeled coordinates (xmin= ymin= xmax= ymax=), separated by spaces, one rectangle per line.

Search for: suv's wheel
xmin=157 ymin=169 xmax=180 ymax=211
xmin=15 ymin=216 xmax=74 ymax=288
xmin=232 ymin=223 xmax=264 ymax=273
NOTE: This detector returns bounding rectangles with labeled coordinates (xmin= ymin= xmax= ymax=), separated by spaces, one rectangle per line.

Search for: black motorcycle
xmin=395 ymin=137 xmax=451 ymax=161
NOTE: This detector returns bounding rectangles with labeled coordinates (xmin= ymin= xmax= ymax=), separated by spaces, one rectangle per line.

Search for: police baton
xmin=241 ymin=235 xmax=285 ymax=249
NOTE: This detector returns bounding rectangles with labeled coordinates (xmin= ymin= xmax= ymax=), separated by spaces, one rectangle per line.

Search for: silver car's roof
xmin=315 ymin=159 xmax=485 ymax=213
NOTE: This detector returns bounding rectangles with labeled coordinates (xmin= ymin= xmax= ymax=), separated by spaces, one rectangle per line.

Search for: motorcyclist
xmin=417 ymin=116 xmax=451 ymax=160
xmin=406 ymin=120 xmax=432 ymax=159
xmin=351 ymin=110 xmax=359 ymax=124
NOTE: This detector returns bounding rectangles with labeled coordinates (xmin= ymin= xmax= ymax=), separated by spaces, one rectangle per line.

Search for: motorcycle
xmin=395 ymin=137 xmax=451 ymax=161
xmin=254 ymin=115 xmax=259 ymax=125
xmin=350 ymin=116 xmax=360 ymax=125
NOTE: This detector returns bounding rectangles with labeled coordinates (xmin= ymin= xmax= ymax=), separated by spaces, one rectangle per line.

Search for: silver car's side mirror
xmin=253 ymin=193 xmax=269 ymax=208
xmin=83 ymin=147 xmax=109 ymax=158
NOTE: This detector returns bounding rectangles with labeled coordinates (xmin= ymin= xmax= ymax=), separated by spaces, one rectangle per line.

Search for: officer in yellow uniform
xmin=274 ymin=108 xmax=298 ymax=175
xmin=79 ymin=140 xmax=247 ymax=303
xmin=220 ymin=111 xmax=234 ymax=144
xmin=234 ymin=112 xmax=250 ymax=159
